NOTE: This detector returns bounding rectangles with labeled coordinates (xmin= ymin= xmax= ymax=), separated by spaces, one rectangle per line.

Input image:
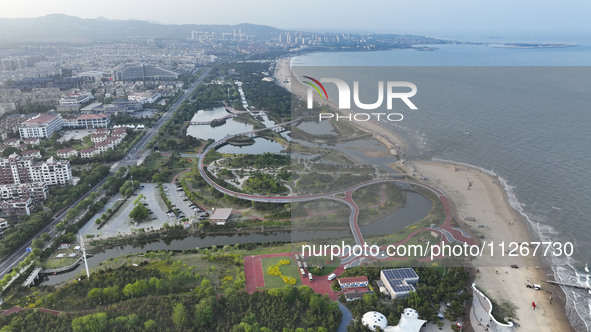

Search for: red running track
xmin=244 ymin=252 xmax=295 ymax=294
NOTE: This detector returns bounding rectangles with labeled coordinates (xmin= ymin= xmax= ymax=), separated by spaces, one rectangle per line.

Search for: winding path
xmin=197 ymin=120 xmax=474 ymax=257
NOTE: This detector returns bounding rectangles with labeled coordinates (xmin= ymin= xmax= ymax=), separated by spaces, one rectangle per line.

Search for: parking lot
xmin=78 ymin=183 xmax=180 ymax=239
xmin=163 ymin=183 xmax=208 ymax=220
xmin=58 ymin=128 xmax=97 ymax=142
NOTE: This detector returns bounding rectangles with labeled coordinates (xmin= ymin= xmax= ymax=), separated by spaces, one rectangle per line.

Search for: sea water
xmin=294 ymin=39 xmax=591 ymax=331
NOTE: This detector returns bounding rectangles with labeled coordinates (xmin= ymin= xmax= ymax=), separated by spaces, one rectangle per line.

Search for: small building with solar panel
xmin=379 ymin=268 xmax=419 ymax=299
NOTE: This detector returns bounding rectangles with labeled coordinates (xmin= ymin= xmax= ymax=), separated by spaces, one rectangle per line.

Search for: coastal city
xmin=0 ymin=6 xmax=589 ymax=332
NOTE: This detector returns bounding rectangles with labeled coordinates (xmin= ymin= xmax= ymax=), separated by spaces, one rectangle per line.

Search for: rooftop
xmin=95 ymin=141 xmax=112 ymax=147
xmin=209 ymin=208 xmax=232 ymax=221
xmin=381 ymin=268 xmax=418 ymax=282
xmin=381 ymin=268 xmax=418 ymax=294
xmin=23 ymin=114 xmax=59 ymax=125
xmin=383 ymin=308 xmax=426 ymax=332
xmin=339 ymin=276 xmax=369 ymax=284
xmin=362 ymin=311 xmax=388 ymax=331
xmin=21 ymin=150 xmax=40 ymax=155
xmin=77 ymin=113 xmax=110 ymax=120
xmin=80 ymin=147 xmax=99 ymax=153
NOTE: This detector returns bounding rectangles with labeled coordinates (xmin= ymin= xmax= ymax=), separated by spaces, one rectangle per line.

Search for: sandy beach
xmin=274 ymin=57 xmax=574 ymax=331
xmin=413 ymin=161 xmax=572 ymax=331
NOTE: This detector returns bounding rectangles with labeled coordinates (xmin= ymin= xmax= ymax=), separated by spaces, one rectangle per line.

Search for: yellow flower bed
xmin=268 ymin=265 xmax=281 ymax=276
xmin=267 ymin=259 xmax=295 ymax=285
xmin=282 ymin=276 xmax=296 ymax=285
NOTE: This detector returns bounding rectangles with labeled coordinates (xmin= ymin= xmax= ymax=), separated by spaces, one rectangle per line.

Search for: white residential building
xmin=90 ymin=133 xmax=108 ymax=144
xmin=20 ymin=150 xmax=41 ymax=158
xmin=56 ymin=148 xmax=78 ymax=159
xmin=94 ymin=141 xmax=114 ymax=153
xmin=0 ymin=182 xmax=48 ymax=202
xmin=2 ymin=138 xmax=20 ymax=148
xmin=28 ymin=157 xmax=72 ymax=186
xmin=23 ymin=137 xmax=40 ymax=146
xmin=0 ymin=197 xmax=33 ymax=216
xmin=80 ymin=147 xmax=100 ymax=158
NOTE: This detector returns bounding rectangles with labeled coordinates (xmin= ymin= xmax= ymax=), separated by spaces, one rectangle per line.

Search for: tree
xmin=194 ymin=298 xmax=214 ymax=328
xmin=103 ymin=285 xmax=121 ymax=303
xmin=144 ymin=319 xmax=157 ymax=331
xmin=31 ymin=238 xmax=44 ymax=250
xmin=172 ymin=302 xmax=188 ymax=329
xmin=71 ymin=312 xmax=108 ymax=332
xmin=122 ymin=280 xmax=148 ymax=298
xmin=87 ymin=288 xmax=103 ymax=304
xmin=41 ymin=232 xmax=51 ymax=242
xmin=129 ymin=203 xmax=149 ymax=223
xmin=148 ymin=277 xmax=164 ymax=294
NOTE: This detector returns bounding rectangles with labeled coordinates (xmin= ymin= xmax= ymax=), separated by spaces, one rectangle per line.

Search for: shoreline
xmin=274 ymin=56 xmax=573 ymax=331
xmin=411 ymin=160 xmax=572 ymax=331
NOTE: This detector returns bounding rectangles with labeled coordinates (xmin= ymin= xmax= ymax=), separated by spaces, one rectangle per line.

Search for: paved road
xmin=0 ymin=176 xmax=107 ymax=278
xmin=119 ymin=67 xmax=212 ymax=168
xmin=0 ymin=67 xmax=212 ymax=279
xmin=337 ymin=302 xmax=353 ymax=332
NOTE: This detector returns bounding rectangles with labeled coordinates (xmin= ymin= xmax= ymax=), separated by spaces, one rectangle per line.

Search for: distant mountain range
xmin=0 ymin=14 xmax=283 ymax=45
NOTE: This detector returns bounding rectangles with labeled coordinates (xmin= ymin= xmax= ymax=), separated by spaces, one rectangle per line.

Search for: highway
xmin=119 ymin=67 xmax=212 ymax=168
xmin=0 ymin=67 xmax=211 ymax=279
xmin=0 ymin=176 xmax=108 ymax=278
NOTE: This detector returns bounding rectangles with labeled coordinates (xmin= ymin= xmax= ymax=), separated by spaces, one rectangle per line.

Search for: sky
xmin=1 ymin=0 xmax=590 ymax=39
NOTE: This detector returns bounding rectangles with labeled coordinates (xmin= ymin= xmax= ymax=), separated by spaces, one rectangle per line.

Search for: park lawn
xmin=260 ymin=256 xmax=302 ymax=289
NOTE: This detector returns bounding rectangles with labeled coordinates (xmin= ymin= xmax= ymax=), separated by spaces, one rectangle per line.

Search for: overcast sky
xmin=2 ymin=0 xmax=589 ymax=39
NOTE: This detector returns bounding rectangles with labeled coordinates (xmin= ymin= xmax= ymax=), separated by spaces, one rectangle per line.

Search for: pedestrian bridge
xmin=22 ymin=267 xmax=42 ymax=287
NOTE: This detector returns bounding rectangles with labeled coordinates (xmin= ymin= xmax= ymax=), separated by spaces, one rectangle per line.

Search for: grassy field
xmin=44 ymin=256 xmax=80 ymax=269
xmin=90 ymin=251 xmax=244 ymax=290
xmin=260 ymin=256 xmax=302 ymax=289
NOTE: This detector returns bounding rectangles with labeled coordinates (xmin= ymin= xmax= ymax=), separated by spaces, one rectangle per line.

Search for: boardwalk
xmin=197 ymin=117 xmax=474 ymax=252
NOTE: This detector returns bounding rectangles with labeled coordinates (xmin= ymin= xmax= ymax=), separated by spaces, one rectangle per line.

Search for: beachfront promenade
xmin=471 ymin=283 xmax=515 ymax=332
